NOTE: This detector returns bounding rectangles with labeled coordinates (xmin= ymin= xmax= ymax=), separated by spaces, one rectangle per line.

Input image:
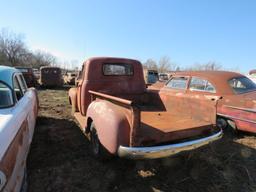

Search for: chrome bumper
xmin=117 ymin=129 xmax=223 ymax=159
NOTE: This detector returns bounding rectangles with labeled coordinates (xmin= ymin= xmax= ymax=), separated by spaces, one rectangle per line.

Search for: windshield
xmin=228 ymin=76 xmax=256 ymax=94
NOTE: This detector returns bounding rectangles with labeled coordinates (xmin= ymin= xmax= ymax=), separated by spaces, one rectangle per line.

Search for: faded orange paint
xmin=166 ymin=71 xmax=256 ymax=133
xmin=69 ymin=57 xmax=221 ymax=157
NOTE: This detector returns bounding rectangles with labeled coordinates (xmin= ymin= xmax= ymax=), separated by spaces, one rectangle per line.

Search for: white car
xmin=0 ymin=66 xmax=38 ymax=192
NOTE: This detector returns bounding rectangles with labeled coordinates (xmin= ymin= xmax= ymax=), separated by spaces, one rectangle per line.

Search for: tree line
xmin=143 ymin=56 xmax=222 ymax=73
xmin=0 ymin=29 xmax=57 ymax=68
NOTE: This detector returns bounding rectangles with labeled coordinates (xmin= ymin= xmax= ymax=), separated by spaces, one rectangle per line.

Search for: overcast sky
xmin=0 ymin=0 xmax=255 ymax=73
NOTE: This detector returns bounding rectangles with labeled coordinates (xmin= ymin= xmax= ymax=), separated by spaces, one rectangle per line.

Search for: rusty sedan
xmin=162 ymin=71 xmax=256 ymax=133
xmin=0 ymin=66 xmax=38 ymax=191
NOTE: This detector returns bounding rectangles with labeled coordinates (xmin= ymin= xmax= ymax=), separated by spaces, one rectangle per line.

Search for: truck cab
xmin=69 ymin=57 xmax=222 ymax=159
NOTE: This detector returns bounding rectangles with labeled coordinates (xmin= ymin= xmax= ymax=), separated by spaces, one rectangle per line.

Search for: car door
xmin=16 ymin=73 xmax=37 ymax=141
xmin=1 ymin=74 xmax=33 ymax=191
xmin=159 ymin=76 xmax=191 ymax=116
xmin=186 ymin=76 xmax=220 ymax=124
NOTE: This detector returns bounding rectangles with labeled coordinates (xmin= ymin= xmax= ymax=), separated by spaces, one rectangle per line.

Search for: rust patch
xmin=0 ymin=120 xmax=29 ymax=189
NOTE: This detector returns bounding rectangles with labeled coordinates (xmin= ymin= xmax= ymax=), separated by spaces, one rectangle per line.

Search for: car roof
xmin=40 ymin=66 xmax=61 ymax=70
xmin=249 ymin=69 xmax=256 ymax=75
xmin=15 ymin=66 xmax=32 ymax=69
xmin=0 ymin=65 xmax=20 ymax=88
xmin=84 ymin=57 xmax=141 ymax=67
xmin=172 ymin=71 xmax=245 ymax=95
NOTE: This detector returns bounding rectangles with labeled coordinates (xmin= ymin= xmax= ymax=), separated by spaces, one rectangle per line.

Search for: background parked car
xmin=158 ymin=73 xmax=169 ymax=82
xmin=39 ymin=66 xmax=63 ymax=87
xmin=15 ymin=66 xmax=37 ymax=87
xmin=63 ymin=72 xmax=77 ymax=85
xmin=143 ymin=69 xmax=159 ymax=85
xmin=163 ymin=71 xmax=256 ymax=134
xmin=0 ymin=66 xmax=38 ymax=192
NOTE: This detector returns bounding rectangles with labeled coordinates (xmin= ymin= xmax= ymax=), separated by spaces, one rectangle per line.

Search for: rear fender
xmin=86 ymin=100 xmax=131 ymax=154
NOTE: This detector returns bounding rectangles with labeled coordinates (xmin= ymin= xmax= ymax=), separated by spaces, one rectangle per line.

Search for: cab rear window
xmin=103 ymin=63 xmax=133 ymax=76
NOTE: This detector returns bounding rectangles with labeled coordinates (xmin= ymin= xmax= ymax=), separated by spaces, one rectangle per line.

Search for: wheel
xmin=90 ymin=123 xmax=111 ymax=160
xmin=217 ymin=117 xmax=238 ymax=135
xmin=216 ymin=118 xmax=228 ymax=129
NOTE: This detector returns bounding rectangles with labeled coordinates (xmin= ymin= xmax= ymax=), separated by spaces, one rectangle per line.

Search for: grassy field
xmin=27 ymin=88 xmax=256 ymax=192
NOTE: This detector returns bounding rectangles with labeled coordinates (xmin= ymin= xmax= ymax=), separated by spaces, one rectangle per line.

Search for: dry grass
xmin=27 ymin=88 xmax=256 ymax=192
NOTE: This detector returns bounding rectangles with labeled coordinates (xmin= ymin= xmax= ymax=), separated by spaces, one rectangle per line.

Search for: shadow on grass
xmin=27 ymin=116 xmax=256 ymax=192
xmin=37 ymin=85 xmax=74 ymax=91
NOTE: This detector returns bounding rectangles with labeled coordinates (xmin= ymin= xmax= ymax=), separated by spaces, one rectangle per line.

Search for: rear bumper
xmin=117 ymin=129 xmax=223 ymax=159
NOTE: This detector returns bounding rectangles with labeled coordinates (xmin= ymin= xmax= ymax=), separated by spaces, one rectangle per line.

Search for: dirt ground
xmin=27 ymin=88 xmax=256 ymax=192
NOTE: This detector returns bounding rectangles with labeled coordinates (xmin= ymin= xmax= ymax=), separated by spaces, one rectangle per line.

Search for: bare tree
xmin=186 ymin=61 xmax=222 ymax=71
xmin=158 ymin=56 xmax=177 ymax=73
xmin=143 ymin=59 xmax=158 ymax=70
xmin=0 ymin=51 xmax=9 ymax=65
xmin=0 ymin=28 xmax=29 ymax=66
xmin=32 ymin=50 xmax=57 ymax=68
xmin=70 ymin=59 xmax=79 ymax=70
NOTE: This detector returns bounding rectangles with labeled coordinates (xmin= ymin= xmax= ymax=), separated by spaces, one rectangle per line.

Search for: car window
xmin=229 ymin=76 xmax=256 ymax=94
xmin=42 ymin=69 xmax=49 ymax=74
xmin=103 ymin=63 xmax=133 ymax=76
xmin=0 ymin=82 xmax=14 ymax=108
xmin=166 ymin=77 xmax=188 ymax=90
xmin=189 ymin=77 xmax=216 ymax=93
xmin=17 ymin=74 xmax=28 ymax=94
xmin=13 ymin=76 xmax=23 ymax=101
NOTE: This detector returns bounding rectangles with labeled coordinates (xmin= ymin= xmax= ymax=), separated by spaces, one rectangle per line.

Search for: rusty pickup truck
xmin=68 ymin=57 xmax=222 ymax=159
xmin=0 ymin=66 xmax=38 ymax=191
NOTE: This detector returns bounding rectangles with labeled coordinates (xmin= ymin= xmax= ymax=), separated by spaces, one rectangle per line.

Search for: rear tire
xmin=90 ymin=123 xmax=111 ymax=160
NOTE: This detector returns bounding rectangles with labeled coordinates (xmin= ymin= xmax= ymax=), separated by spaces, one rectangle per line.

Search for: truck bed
xmin=86 ymin=90 xmax=217 ymax=147
xmin=141 ymin=111 xmax=210 ymax=133
xmin=135 ymin=110 xmax=214 ymax=146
